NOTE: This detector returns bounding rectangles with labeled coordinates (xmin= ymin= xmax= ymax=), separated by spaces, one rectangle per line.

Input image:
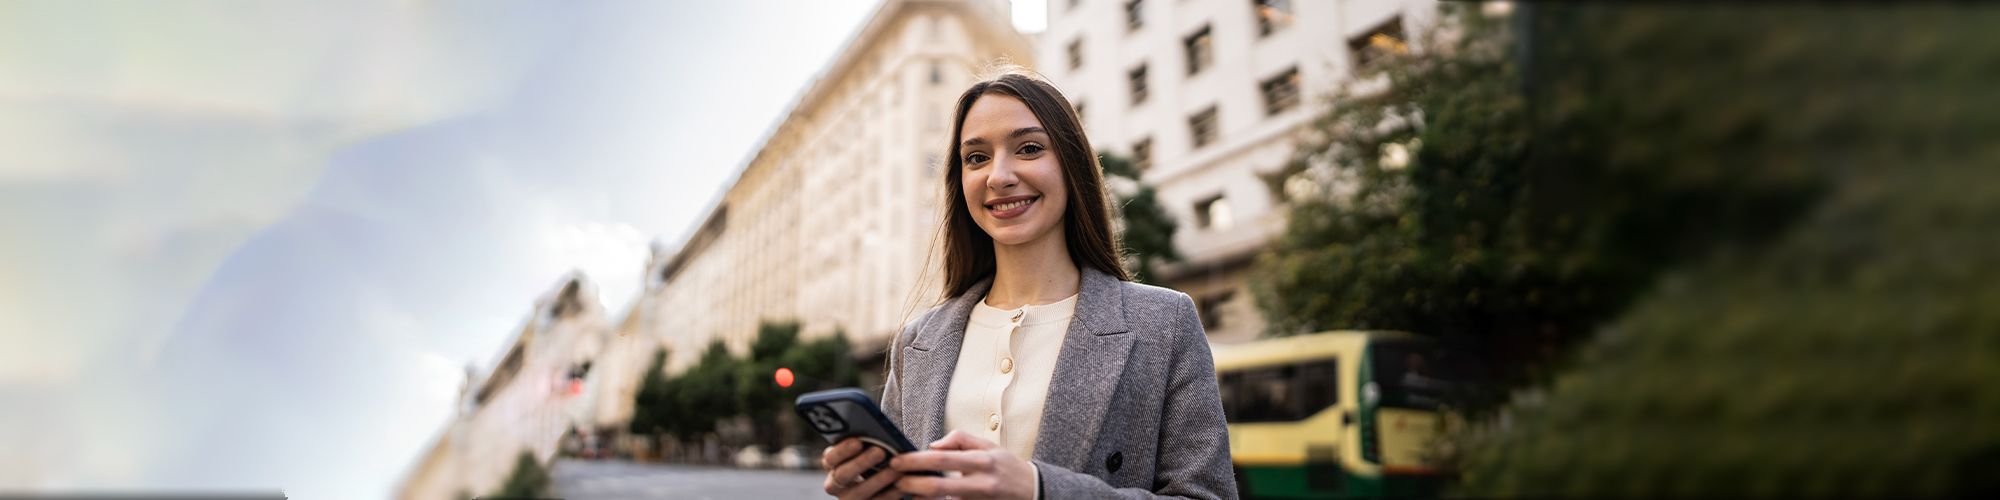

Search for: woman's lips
xmin=986 ymin=196 xmax=1038 ymax=219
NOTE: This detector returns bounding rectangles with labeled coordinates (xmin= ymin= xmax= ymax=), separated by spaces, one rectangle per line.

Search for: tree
xmin=738 ymin=321 xmax=801 ymax=450
xmin=627 ymin=348 xmax=670 ymax=437
xmin=491 ymin=451 xmax=549 ymax=499
xmin=1100 ymin=151 xmax=1180 ymax=283
xmin=673 ymin=340 xmax=741 ymax=438
xmin=625 ymin=319 xmax=878 ymax=456
xmin=1443 ymin=4 xmax=2000 ymax=496
xmin=1250 ymin=4 xmax=1819 ymax=389
xmin=774 ymin=327 xmax=861 ymax=449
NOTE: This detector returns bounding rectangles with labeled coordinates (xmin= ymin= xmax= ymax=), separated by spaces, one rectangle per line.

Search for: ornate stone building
xmin=636 ymin=0 xmax=1033 ymax=376
xmin=1035 ymin=0 xmax=1437 ymax=342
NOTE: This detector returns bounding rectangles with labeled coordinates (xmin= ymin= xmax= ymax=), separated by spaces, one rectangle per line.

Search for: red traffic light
xmin=775 ymin=367 xmax=795 ymax=388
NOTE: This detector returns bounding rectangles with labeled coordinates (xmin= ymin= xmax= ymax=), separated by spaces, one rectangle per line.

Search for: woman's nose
xmin=987 ymin=159 xmax=1020 ymax=190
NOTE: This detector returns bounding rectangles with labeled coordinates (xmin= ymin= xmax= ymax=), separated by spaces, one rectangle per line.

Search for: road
xmin=551 ymin=459 xmax=828 ymax=500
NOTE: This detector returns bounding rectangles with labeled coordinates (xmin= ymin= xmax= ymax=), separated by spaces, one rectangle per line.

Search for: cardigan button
xmin=1000 ymin=357 xmax=1014 ymax=374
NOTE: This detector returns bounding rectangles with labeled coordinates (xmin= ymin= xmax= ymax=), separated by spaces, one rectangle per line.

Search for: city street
xmin=552 ymin=459 xmax=828 ymax=500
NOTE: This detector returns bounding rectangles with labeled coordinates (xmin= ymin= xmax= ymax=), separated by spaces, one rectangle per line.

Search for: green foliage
xmin=775 ymin=329 xmax=862 ymax=448
xmin=738 ymin=322 xmax=800 ymax=449
xmin=1251 ymin=5 xmax=1819 ymax=388
xmin=1100 ymin=151 xmax=1181 ymax=283
xmin=627 ymin=348 xmax=670 ymax=436
xmin=674 ymin=340 xmax=742 ymax=436
xmin=491 ymin=451 xmax=549 ymax=499
xmin=1430 ymin=4 xmax=2000 ymax=497
xmin=781 ymin=329 xmax=861 ymax=393
xmin=627 ymin=320 xmax=866 ymax=449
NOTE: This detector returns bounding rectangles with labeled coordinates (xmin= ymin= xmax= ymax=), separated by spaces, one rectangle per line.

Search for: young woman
xmin=821 ymin=72 xmax=1235 ymax=500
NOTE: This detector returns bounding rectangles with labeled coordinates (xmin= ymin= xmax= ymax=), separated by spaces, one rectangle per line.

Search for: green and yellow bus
xmin=1214 ymin=331 xmax=1461 ymax=498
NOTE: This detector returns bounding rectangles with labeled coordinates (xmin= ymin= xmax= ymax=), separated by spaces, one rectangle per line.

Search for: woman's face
xmin=959 ymin=94 xmax=1069 ymax=248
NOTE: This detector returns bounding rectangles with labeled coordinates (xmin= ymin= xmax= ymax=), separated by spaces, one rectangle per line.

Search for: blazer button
xmin=1106 ymin=451 xmax=1123 ymax=474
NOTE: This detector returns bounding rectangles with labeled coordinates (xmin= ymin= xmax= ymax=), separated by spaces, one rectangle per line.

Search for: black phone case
xmin=795 ymin=387 xmax=941 ymax=477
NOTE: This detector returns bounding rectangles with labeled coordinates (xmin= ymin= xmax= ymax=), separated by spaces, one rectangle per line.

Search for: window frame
xmin=1260 ymin=66 xmax=1301 ymax=116
xmin=1188 ymin=105 xmax=1219 ymax=148
xmin=1128 ymin=62 xmax=1150 ymax=105
xmin=1194 ymin=192 xmax=1228 ymax=229
xmin=1132 ymin=136 xmax=1154 ymax=173
xmin=1125 ymin=0 xmax=1145 ymax=32
xmin=1346 ymin=16 xmax=1409 ymax=72
xmin=1183 ymin=25 xmax=1214 ymax=76
xmin=1067 ymin=37 xmax=1085 ymax=70
xmin=1252 ymin=0 xmax=1294 ymax=38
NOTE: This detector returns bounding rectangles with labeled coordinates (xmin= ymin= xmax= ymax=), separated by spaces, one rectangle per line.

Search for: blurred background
xmin=2 ymin=0 xmax=1994 ymax=499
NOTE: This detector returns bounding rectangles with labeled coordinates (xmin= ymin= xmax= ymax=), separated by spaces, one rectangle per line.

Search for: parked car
xmin=775 ymin=445 xmax=812 ymax=470
xmin=734 ymin=445 xmax=769 ymax=468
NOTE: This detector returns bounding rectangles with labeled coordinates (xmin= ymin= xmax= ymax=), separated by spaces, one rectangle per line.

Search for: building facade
xmin=1036 ymin=0 xmax=1436 ymax=342
xmin=398 ymin=274 xmax=613 ymax=500
xmin=638 ymin=0 xmax=1034 ymax=374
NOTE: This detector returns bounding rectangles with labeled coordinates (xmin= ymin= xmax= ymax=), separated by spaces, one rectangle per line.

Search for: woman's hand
xmin=891 ymin=431 xmax=1036 ymax=500
xmin=822 ymin=437 xmax=905 ymax=500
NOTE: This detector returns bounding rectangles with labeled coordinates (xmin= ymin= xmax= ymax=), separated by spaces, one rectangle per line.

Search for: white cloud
xmin=0 ymin=1 xmax=882 ymax=498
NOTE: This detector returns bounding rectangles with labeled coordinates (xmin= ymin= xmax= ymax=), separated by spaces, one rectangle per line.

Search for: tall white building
xmin=1036 ymin=0 xmax=1436 ymax=342
xmin=398 ymin=274 xmax=614 ymax=500
xmin=638 ymin=0 xmax=1034 ymax=375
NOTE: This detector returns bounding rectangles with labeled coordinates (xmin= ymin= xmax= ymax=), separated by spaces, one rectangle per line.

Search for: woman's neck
xmin=985 ymin=230 xmax=1081 ymax=310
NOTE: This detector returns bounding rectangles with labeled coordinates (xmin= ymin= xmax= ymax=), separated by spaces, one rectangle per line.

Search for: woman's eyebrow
xmin=962 ymin=127 xmax=1049 ymax=148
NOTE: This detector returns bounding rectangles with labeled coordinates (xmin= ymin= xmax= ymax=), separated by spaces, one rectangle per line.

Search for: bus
xmin=1213 ymin=331 xmax=1464 ymax=498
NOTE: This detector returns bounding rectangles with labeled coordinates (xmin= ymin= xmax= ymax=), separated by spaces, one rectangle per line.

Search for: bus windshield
xmin=1369 ymin=340 xmax=1460 ymax=411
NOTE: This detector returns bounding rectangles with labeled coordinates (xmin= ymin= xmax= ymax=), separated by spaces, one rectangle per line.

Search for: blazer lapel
xmin=1032 ymin=267 xmax=1135 ymax=469
xmin=899 ymin=277 xmax=990 ymax=446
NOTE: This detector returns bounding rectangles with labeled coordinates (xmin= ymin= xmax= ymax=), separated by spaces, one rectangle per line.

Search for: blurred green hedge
xmin=1451 ymin=4 xmax=2000 ymax=497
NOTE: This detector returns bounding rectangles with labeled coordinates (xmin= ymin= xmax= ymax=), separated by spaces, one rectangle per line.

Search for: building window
xmin=930 ymin=60 xmax=943 ymax=85
xmin=1132 ymin=137 xmax=1154 ymax=173
xmin=1127 ymin=63 xmax=1149 ymax=105
xmin=1347 ymin=16 xmax=1408 ymax=71
xmin=1195 ymin=192 xmax=1232 ymax=230
xmin=1067 ymin=37 xmax=1085 ymax=70
xmin=1253 ymin=0 xmax=1294 ymax=37
xmin=1183 ymin=25 xmax=1213 ymax=75
xmin=1074 ymin=100 xmax=1087 ymax=127
xmin=1260 ymin=66 xmax=1300 ymax=115
xmin=1069 ymin=0 xmax=1082 ymax=12
xmin=1198 ymin=291 xmax=1234 ymax=330
xmin=1188 ymin=105 xmax=1219 ymax=148
xmin=1125 ymin=0 xmax=1144 ymax=32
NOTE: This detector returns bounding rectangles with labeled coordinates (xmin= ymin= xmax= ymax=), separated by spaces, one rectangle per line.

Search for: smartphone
xmin=795 ymin=387 xmax=940 ymax=477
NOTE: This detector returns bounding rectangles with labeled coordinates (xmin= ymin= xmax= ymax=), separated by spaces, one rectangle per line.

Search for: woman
xmin=821 ymin=71 xmax=1236 ymax=500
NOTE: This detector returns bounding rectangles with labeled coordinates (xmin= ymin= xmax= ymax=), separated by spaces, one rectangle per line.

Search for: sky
xmin=0 ymin=0 xmax=1045 ymax=498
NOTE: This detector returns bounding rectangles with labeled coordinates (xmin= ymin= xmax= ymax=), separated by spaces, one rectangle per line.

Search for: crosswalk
xmin=552 ymin=459 xmax=827 ymax=499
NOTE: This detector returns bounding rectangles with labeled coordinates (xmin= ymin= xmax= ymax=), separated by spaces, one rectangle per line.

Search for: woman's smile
xmin=985 ymin=195 xmax=1040 ymax=219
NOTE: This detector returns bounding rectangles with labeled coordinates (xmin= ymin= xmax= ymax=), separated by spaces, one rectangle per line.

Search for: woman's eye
xmin=964 ymin=153 xmax=990 ymax=165
xmin=1018 ymin=144 xmax=1045 ymax=155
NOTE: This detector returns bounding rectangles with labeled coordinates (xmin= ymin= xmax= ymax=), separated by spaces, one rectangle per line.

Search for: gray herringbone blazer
xmin=882 ymin=266 xmax=1238 ymax=499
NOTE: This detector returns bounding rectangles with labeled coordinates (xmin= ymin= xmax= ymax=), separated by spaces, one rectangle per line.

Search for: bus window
xmin=1219 ymin=360 xmax=1339 ymax=423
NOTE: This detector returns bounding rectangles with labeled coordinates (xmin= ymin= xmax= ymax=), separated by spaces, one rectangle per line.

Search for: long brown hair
xmin=936 ymin=72 xmax=1129 ymax=300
